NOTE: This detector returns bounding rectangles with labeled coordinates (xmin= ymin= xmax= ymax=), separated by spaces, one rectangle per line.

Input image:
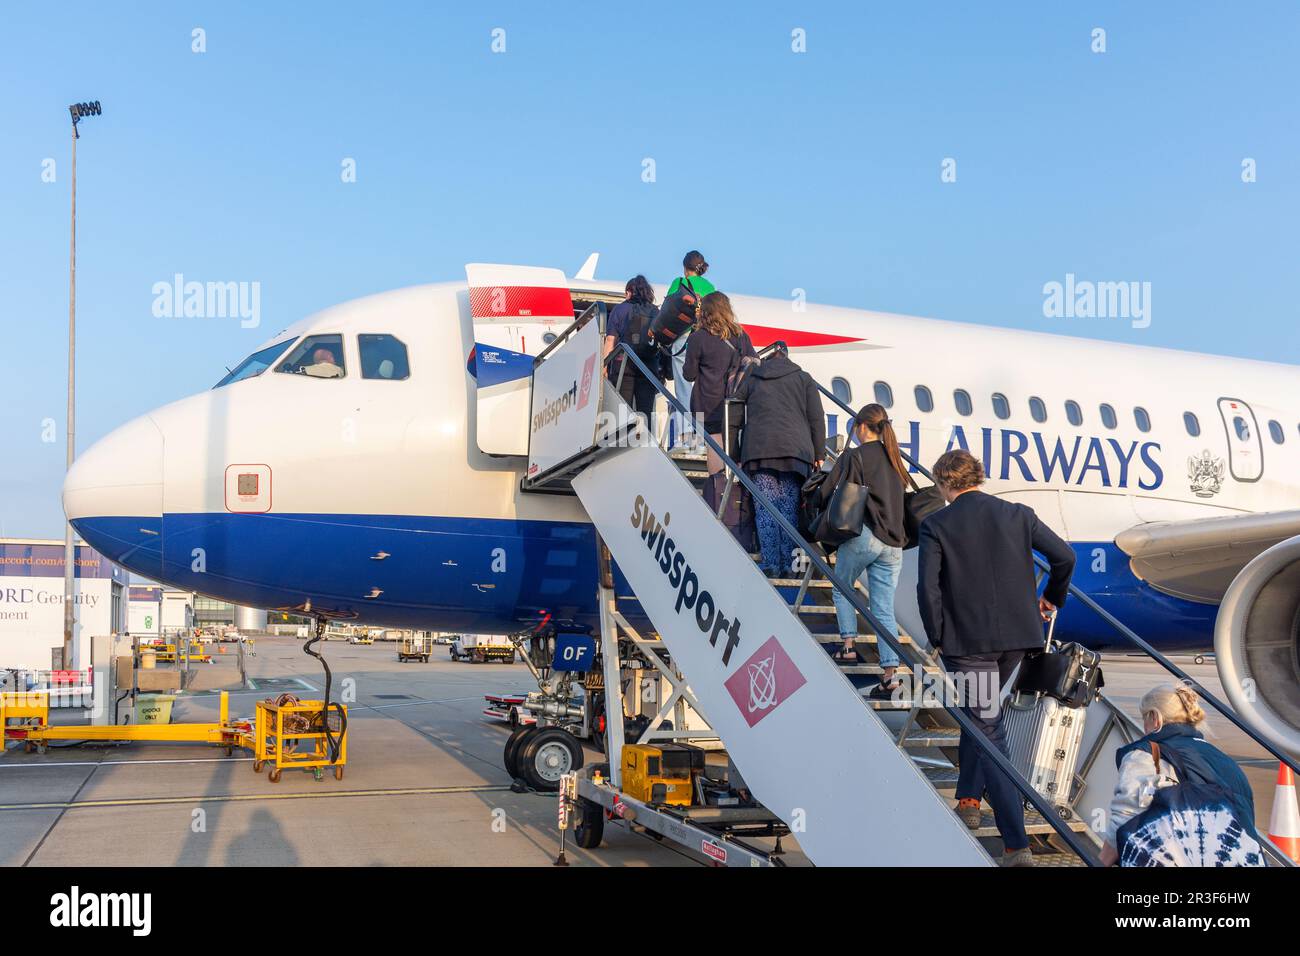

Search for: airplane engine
xmin=1215 ymin=534 xmax=1300 ymax=759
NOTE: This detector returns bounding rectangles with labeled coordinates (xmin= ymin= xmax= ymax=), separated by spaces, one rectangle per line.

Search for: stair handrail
xmin=609 ymin=342 xmax=1099 ymax=864
xmin=811 ymin=380 xmax=1300 ymax=785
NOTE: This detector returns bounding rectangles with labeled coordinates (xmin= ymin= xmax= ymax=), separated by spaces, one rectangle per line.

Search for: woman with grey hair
xmin=1101 ymin=683 xmax=1264 ymax=866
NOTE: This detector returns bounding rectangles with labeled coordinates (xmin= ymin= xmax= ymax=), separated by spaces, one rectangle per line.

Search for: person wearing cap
xmin=666 ymin=251 xmax=716 ymax=450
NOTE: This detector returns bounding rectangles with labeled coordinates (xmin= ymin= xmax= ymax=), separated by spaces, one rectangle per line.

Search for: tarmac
xmin=0 ymin=636 xmax=690 ymax=867
xmin=0 ymin=638 xmax=1286 ymax=866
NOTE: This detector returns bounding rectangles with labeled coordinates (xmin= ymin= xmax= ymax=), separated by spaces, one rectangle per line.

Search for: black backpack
xmin=649 ymin=278 xmax=702 ymax=349
xmin=621 ymin=302 xmax=660 ymax=367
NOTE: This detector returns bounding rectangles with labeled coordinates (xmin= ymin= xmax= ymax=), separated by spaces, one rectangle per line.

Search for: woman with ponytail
xmin=816 ymin=403 xmax=909 ymax=697
xmin=1100 ymin=683 xmax=1265 ymax=866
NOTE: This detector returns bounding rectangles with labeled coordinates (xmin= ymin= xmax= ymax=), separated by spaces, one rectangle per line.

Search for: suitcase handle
xmin=1042 ymin=610 xmax=1057 ymax=652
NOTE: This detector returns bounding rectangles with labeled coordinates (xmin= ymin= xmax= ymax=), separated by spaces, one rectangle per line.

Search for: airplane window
xmin=954 ymin=389 xmax=973 ymax=417
xmin=214 ymin=339 xmax=295 ymax=388
xmin=542 ymin=332 xmax=558 ymax=345
xmin=1134 ymin=407 xmax=1151 ymax=433
xmin=914 ymin=385 xmax=934 ymax=413
xmin=1100 ymin=403 xmax=1117 ymax=429
xmin=1065 ymin=400 xmax=1083 ymax=427
xmin=359 ymin=334 xmax=410 ymax=380
xmin=831 ymin=377 xmax=852 ymax=406
xmin=1184 ymin=412 xmax=1201 ymax=436
xmin=873 ymin=381 xmax=894 ymax=408
xmin=992 ymin=393 xmax=1010 ymax=420
xmin=1028 ymin=396 xmax=1047 ymax=423
xmin=276 ymin=334 xmax=346 ymax=379
xmin=1234 ymin=416 xmax=1251 ymax=441
xmin=1268 ymin=420 xmax=1285 ymax=444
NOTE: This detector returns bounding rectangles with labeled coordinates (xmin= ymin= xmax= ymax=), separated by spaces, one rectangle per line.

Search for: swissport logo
xmin=724 ymin=635 xmax=806 ymax=728
xmin=531 ymin=355 xmax=597 ymax=437
xmin=577 ymin=354 xmax=596 ymax=410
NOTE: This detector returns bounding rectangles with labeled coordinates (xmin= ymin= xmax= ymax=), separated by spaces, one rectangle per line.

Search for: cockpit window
xmin=214 ymin=339 xmax=295 ymax=388
xmin=359 ymin=334 xmax=410 ymax=380
xmin=275 ymin=334 xmax=346 ymax=379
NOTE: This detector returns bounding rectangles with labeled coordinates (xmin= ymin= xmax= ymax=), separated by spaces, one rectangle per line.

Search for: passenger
xmin=735 ymin=343 xmax=825 ymax=578
xmin=1101 ymin=684 xmax=1265 ymax=867
xmin=666 ymin=251 xmax=716 ymax=450
xmin=603 ymin=275 xmax=662 ymax=418
xmin=917 ymin=449 xmax=1075 ymax=867
xmin=683 ymin=291 xmax=756 ymax=479
xmin=814 ymin=404 xmax=905 ymax=695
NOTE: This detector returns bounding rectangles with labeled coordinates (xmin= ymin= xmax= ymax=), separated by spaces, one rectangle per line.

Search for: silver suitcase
xmin=1002 ymin=615 xmax=1087 ymax=819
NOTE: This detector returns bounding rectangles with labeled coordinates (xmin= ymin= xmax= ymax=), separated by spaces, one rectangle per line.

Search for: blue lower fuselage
xmin=73 ymin=513 xmax=1215 ymax=652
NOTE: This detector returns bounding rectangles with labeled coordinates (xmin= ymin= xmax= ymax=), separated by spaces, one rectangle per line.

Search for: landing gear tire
xmin=574 ymin=797 xmax=605 ymax=849
xmin=1194 ymin=654 xmax=1206 ymax=665
xmin=503 ymin=724 xmax=537 ymax=778
xmin=518 ymin=727 xmax=583 ymax=792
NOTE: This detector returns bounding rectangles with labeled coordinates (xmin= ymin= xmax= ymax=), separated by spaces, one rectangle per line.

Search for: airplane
xmin=62 ymin=258 xmax=1300 ymax=755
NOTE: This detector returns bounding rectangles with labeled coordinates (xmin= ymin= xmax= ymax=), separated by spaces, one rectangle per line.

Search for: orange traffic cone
xmin=1268 ymin=764 xmax=1300 ymax=863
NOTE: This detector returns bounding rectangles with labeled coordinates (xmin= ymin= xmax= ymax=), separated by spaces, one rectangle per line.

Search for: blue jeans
xmin=830 ymin=530 xmax=903 ymax=669
xmin=670 ymin=335 xmax=694 ymax=447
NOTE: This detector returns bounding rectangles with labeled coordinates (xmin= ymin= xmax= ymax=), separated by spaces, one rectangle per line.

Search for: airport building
xmin=0 ymin=537 xmax=128 ymax=671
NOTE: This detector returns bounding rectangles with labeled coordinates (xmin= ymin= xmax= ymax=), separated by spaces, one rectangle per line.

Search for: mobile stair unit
xmin=518 ymin=303 xmax=1298 ymax=869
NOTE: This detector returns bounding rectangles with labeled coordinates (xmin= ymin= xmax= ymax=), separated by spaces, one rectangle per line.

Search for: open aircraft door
xmin=1217 ymin=397 xmax=1263 ymax=483
xmin=465 ymin=264 xmax=574 ymax=456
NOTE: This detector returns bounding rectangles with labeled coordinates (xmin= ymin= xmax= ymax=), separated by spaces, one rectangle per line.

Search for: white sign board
xmin=526 ymin=318 xmax=603 ymax=481
xmin=572 ymin=444 xmax=989 ymax=867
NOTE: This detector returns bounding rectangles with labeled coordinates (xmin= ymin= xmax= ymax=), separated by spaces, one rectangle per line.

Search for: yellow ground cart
xmin=1 ymin=690 xmax=346 ymax=784
xmin=251 ymin=695 xmax=347 ymax=782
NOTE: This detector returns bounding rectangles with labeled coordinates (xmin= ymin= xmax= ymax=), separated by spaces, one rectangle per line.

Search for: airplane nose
xmin=63 ymin=414 xmax=165 ymax=577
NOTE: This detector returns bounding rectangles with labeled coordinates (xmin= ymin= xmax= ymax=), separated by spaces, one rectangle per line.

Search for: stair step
xmin=970 ymin=808 xmax=1091 ymax=839
xmin=816 ymin=634 xmax=916 ymax=646
xmin=863 ymin=697 xmax=944 ymax=710
xmin=849 ymin=664 xmax=940 ymax=681
xmin=768 ymin=578 xmax=836 ymax=588
xmin=900 ymin=728 xmax=963 ymax=747
xmin=922 ymin=766 xmax=961 ymax=787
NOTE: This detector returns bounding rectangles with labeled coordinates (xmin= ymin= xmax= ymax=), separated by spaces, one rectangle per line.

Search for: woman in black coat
xmin=683 ymin=292 xmax=757 ymax=479
xmin=734 ymin=345 xmax=825 ymax=576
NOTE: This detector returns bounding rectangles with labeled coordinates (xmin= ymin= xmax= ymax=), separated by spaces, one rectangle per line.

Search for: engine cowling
xmin=1215 ymin=534 xmax=1300 ymax=759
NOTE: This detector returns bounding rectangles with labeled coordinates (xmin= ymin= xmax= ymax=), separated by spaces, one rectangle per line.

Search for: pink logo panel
xmin=723 ymin=635 xmax=807 ymax=728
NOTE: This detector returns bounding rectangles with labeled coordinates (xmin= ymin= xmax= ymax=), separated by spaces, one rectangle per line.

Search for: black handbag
xmin=1015 ymin=616 xmax=1105 ymax=707
xmin=902 ymin=475 xmax=945 ymax=550
xmin=815 ymin=473 xmax=869 ymax=547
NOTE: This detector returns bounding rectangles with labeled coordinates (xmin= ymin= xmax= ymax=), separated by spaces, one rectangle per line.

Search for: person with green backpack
xmin=665 ymin=251 xmax=715 ymax=450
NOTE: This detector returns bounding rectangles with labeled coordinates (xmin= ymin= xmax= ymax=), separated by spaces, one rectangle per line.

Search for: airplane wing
xmin=1115 ymin=509 xmax=1300 ymax=604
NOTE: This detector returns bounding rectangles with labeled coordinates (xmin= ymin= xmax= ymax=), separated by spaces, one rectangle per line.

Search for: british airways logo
xmin=850 ymin=421 xmax=1165 ymax=491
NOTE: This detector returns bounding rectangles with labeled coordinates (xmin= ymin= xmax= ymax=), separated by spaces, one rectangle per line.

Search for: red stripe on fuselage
xmin=469 ymin=285 xmax=573 ymax=320
xmin=741 ymin=324 xmax=863 ymax=349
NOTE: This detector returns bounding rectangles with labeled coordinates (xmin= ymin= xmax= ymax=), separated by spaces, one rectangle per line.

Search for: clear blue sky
xmin=2 ymin=2 xmax=1297 ymax=538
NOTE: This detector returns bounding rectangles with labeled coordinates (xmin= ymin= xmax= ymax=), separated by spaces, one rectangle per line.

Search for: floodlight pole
xmin=64 ymin=101 xmax=100 ymax=669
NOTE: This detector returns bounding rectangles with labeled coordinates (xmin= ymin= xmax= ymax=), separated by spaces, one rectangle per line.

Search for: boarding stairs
xmin=522 ymin=304 xmax=1298 ymax=868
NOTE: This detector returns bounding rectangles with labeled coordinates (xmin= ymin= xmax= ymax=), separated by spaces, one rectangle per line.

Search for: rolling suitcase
xmin=1002 ymin=615 xmax=1090 ymax=819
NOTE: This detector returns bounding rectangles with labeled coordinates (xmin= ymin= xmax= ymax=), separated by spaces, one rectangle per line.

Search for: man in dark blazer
xmin=917 ymin=449 xmax=1076 ymax=866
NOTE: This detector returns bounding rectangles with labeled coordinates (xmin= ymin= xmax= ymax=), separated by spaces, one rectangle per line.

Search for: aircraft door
xmin=1216 ymin=397 xmax=1263 ymax=483
xmin=465 ymin=264 xmax=574 ymax=456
